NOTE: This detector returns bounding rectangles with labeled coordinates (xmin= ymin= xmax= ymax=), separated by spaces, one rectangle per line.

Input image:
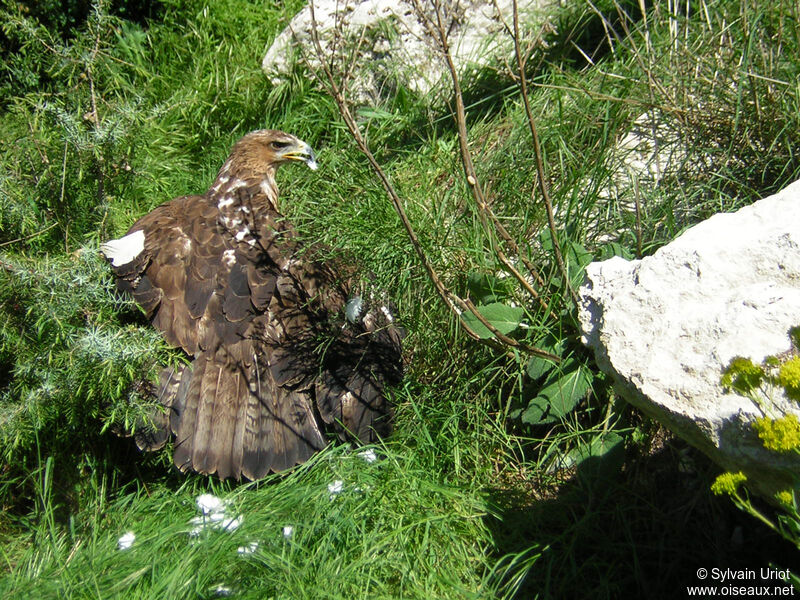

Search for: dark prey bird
xmin=100 ymin=130 xmax=402 ymax=480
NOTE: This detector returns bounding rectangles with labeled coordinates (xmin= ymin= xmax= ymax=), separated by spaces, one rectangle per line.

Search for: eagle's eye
xmin=271 ymin=140 xmax=291 ymax=150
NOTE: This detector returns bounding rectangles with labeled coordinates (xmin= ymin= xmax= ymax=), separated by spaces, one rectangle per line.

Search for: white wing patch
xmin=218 ymin=196 xmax=234 ymax=209
xmin=222 ymin=248 xmax=236 ymax=267
xmin=100 ymin=230 xmax=145 ymax=267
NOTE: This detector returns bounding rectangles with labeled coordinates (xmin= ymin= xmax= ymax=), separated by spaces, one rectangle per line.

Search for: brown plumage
xmin=101 ymin=130 xmax=402 ymax=480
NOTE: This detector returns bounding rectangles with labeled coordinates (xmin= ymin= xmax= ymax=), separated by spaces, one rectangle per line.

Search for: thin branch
xmin=414 ymin=1 xmax=552 ymax=312
xmin=305 ymin=1 xmax=559 ymax=361
xmin=510 ymin=0 xmax=580 ymax=309
xmin=0 ymin=222 xmax=59 ymax=248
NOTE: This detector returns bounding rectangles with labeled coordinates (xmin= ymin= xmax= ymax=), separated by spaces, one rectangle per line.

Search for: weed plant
xmin=1 ymin=0 xmax=799 ymax=597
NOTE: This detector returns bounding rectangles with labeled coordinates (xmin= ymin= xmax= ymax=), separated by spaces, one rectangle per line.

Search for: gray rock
xmin=579 ymin=179 xmax=800 ymax=501
xmin=262 ymin=0 xmax=553 ymax=105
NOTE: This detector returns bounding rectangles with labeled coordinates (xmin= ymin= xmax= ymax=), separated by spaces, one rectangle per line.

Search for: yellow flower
xmin=775 ymin=490 xmax=794 ymax=507
xmin=721 ymin=357 xmax=763 ymax=393
xmin=779 ymin=356 xmax=800 ymax=393
xmin=753 ymin=414 xmax=800 ymax=452
xmin=711 ymin=471 xmax=747 ymax=496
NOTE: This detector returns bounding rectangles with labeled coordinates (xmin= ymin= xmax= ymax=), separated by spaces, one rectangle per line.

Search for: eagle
xmin=100 ymin=130 xmax=402 ymax=480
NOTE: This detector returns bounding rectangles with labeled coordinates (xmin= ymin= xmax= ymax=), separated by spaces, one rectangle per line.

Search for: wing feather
xmin=105 ymin=153 xmax=402 ymax=480
xmin=190 ymin=356 xmax=224 ymax=473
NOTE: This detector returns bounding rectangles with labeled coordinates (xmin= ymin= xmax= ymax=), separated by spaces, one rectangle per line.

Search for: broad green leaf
xmin=466 ymin=272 xmax=514 ymax=305
xmin=565 ymin=240 xmax=593 ymax=271
xmin=520 ymin=395 xmax=552 ymax=424
xmin=526 ymin=334 xmax=567 ymax=379
xmin=598 ymin=242 xmax=633 ymax=261
xmin=521 ymin=359 xmax=593 ymax=423
xmin=460 ymin=302 xmax=523 ymax=339
xmin=562 ymin=432 xmax=625 ymax=482
xmin=565 ymin=241 xmax=593 ymax=287
xmin=356 ymin=107 xmax=395 ymax=121
xmin=526 ymin=355 xmax=559 ymax=380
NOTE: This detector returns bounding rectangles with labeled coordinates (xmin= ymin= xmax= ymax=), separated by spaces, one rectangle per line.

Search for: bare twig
xmin=510 ymin=0 xmax=580 ymax=309
xmin=413 ymin=1 xmax=552 ymax=312
xmin=0 ymin=222 xmax=59 ymax=249
xmin=305 ymin=1 xmax=558 ymax=361
xmin=633 ymin=171 xmax=643 ymax=258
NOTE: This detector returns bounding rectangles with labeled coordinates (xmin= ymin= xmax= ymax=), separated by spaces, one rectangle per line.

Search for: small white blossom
xmin=221 ymin=515 xmax=242 ymax=531
xmin=237 ymin=541 xmax=259 ymax=555
xmin=358 ymin=448 xmax=378 ymax=463
xmin=282 ymin=525 xmax=294 ymax=539
xmin=190 ymin=514 xmax=243 ymax=535
xmin=196 ymin=494 xmax=226 ymax=515
xmin=328 ymin=480 xmax=344 ymax=498
xmin=117 ymin=531 xmax=135 ymax=550
xmin=212 ymin=584 xmax=232 ymax=597
xmin=189 ymin=516 xmax=206 ymax=537
xmin=207 ymin=511 xmax=228 ymax=524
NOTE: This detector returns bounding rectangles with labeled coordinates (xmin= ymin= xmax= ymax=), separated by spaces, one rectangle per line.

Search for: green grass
xmin=2 ymin=0 xmax=800 ymax=597
xmin=0 ymin=441 xmax=502 ymax=599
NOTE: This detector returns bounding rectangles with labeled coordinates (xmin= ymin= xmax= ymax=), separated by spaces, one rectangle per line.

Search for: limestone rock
xmin=579 ymin=179 xmax=800 ymax=501
xmin=262 ymin=0 xmax=553 ymax=105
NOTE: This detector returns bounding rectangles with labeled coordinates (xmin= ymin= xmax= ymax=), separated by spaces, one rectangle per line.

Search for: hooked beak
xmin=283 ymin=140 xmax=318 ymax=171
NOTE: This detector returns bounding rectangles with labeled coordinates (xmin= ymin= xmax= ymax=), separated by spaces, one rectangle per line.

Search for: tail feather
xmin=134 ymin=366 xmax=183 ymax=451
xmin=163 ymin=347 xmax=325 ymax=479
xmin=242 ymin=359 xmax=325 ymax=479
xmin=131 ymin=295 xmax=402 ymax=480
xmin=171 ymin=359 xmax=202 ymax=472
xmin=190 ymin=357 xmax=224 ymax=473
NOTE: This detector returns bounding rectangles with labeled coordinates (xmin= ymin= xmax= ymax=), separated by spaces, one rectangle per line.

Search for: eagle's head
xmin=228 ymin=129 xmax=318 ymax=175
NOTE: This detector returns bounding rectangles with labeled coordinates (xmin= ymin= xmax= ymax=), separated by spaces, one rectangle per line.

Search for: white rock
xmin=263 ymin=0 xmax=553 ymax=104
xmin=579 ymin=179 xmax=800 ymax=501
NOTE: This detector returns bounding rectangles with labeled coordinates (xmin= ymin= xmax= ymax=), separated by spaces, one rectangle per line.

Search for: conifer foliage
xmin=0 ymin=0 xmax=281 ymax=505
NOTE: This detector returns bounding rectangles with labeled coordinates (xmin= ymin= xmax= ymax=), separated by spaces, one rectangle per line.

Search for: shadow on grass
xmin=486 ymin=436 xmax=800 ymax=599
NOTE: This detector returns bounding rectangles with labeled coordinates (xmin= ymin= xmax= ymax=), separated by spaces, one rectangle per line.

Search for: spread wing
xmin=103 ymin=185 xmax=400 ymax=479
xmin=109 ymin=195 xmax=251 ymax=355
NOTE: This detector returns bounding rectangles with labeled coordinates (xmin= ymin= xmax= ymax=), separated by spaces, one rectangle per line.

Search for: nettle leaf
xmin=466 ymin=272 xmax=514 ymax=305
xmin=461 ymin=302 xmax=524 ymax=339
xmin=521 ymin=358 xmax=593 ymax=424
xmin=526 ymin=334 xmax=566 ymax=380
xmin=598 ymin=241 xmax=633 ymax=261
xmin=559 ymin=432 xmax=625 ymax=480
xmin=565 ymin=241 xmax=593 ymax=287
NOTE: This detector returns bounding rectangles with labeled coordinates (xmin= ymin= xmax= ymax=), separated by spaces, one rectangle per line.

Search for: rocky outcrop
xmin=262 ymin=0 xmax=553 ymax=104
xmin=579 ymin=179 xmax=800 ymax=501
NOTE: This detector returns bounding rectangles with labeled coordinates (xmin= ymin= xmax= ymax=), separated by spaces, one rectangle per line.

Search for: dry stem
xmin=305 ymin=0 xmax=559 ymax=361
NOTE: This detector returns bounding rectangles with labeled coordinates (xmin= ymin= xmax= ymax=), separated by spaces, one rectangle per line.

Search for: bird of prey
xmin=100 ymin=130 xmax=402 ymax=480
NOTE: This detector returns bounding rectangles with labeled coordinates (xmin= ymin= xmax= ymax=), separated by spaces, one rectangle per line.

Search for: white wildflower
xmin=196 ymin=493 xmax=226 ymax=515
xmin=212 ymin=584 xmax=233 ymax=597
xmin=189 ymin=494 xmax=241 ymax=535
xmin=358 ymin=448 xmax=378 ymax=463
xmin=282 ymin=525 xmax=294 ymax=539
xmin=188 ymin=516 xmax=206 ymax=537
xmin=221 ymin=515 xmax=242 ymax=531
xmin=117 ymin=531 xmax=135 ymax=550
xmin=237 ymin=541 xmax=259 ymax=555
xmin=328 ymin=480 xmax=344 ymax=498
